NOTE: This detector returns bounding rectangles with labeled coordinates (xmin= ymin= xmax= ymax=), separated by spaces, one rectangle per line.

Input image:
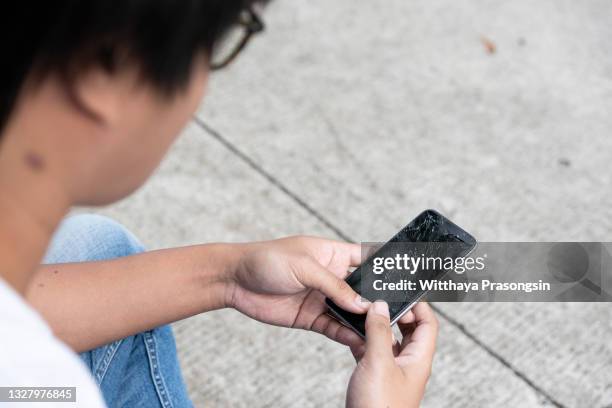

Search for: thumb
xmin=364 ymin=301 xmax=395 ymax=363
xmin=297 ymin=258 xmax=369 ymax=314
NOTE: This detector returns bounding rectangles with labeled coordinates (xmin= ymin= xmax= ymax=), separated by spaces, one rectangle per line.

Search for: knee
xmin=44 ymin=214 xmax=144 ymax=264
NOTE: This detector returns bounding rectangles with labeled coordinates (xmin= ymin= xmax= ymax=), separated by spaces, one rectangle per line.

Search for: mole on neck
xmin=23 ymin=151 xmax=45 ymax=172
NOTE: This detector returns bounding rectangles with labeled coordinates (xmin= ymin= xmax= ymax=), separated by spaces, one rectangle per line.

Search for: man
xmin=0 ymin=1 xmax=438 ymax=407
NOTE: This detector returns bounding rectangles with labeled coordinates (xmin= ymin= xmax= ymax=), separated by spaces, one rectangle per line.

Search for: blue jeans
xmin=43 ymin=214 xmax=193 ymax=408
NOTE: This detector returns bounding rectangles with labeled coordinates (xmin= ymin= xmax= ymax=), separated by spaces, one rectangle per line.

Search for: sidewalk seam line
xmin=192 ymin=117 xmax=566 ymax=408
xmin=193 ymin=117 xmax=350 ymax=242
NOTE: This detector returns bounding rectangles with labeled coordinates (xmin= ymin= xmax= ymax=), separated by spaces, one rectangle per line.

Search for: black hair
xmin=0 ymin=0 xmax=261 ymax=133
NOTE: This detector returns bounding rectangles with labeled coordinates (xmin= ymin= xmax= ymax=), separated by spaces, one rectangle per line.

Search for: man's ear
xmin=69 ymin=68 xmax=127 ymax=126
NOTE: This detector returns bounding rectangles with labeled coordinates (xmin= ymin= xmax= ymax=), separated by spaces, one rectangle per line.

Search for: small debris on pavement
xmin=481 ymin=36 xmax=496 ymax=54
xmin=558 ymin=158 xmax=571 ymax=167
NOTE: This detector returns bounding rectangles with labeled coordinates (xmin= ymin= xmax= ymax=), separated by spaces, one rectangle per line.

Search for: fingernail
xmin=373 ymin=300 xmax=389 ymax=318
xmin=354 ymin=295 xmax=370 ymax=310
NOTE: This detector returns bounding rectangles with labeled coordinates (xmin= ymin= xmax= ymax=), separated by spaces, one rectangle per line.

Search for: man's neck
xmin=0 ymin=150 xmax=70 ymax=295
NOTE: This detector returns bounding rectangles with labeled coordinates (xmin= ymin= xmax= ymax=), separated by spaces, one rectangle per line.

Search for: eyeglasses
xmin=210 ymin=7 xmax=265 ymax=70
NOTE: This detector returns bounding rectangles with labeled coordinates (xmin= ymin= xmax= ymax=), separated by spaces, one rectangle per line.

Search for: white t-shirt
xmin=0 ymin=278 xmax=106 ymax=408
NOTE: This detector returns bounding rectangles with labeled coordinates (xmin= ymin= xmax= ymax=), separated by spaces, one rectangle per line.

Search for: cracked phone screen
xmin=326 ymin=209 xmax=476 ymax=337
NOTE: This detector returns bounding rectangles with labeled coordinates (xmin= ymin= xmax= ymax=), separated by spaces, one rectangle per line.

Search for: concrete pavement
xmin=92 ymin=1 xmax=612 ymax=406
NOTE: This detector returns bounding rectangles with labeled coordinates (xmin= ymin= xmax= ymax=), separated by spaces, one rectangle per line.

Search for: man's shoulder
xmin=0 ymin=278 xmax=106 ymax=407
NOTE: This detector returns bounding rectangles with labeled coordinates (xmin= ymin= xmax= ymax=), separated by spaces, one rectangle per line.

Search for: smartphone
xmin=326 ymin=209 xmax=477 ymax=338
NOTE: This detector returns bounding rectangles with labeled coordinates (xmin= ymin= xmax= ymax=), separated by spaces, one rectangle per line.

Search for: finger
xmin=398 ymin=310 xmax=415 ymax=325
xmin=310 ymin=313 xmax=365 ymax=350
xmin=364 ymin=301 xmax=395 ymax=362
xmin=297 ymin=258 xmax=369 ymax=313
xmin=397 ymin=302 xmax=439 ymax=361
xmin=328 ymin=242 xmax=362 ymax=278
xmin=342 ymin=242 xmax=363 ymax=267
xmin=350 ymin=343 xmax=366 ymax=362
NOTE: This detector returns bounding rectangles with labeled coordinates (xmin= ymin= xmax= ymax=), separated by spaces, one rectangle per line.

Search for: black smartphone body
xmin=326 ymin=209 xmax=477 ymax=338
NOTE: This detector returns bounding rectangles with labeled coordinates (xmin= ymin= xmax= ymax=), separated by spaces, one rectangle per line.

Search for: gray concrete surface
xmin=92 ymin=1 xmax=612 ymax=407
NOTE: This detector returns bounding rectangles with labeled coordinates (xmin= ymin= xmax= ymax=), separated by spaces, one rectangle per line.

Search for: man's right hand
xmin=346 ymin=301 xmax=439 ymax=408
